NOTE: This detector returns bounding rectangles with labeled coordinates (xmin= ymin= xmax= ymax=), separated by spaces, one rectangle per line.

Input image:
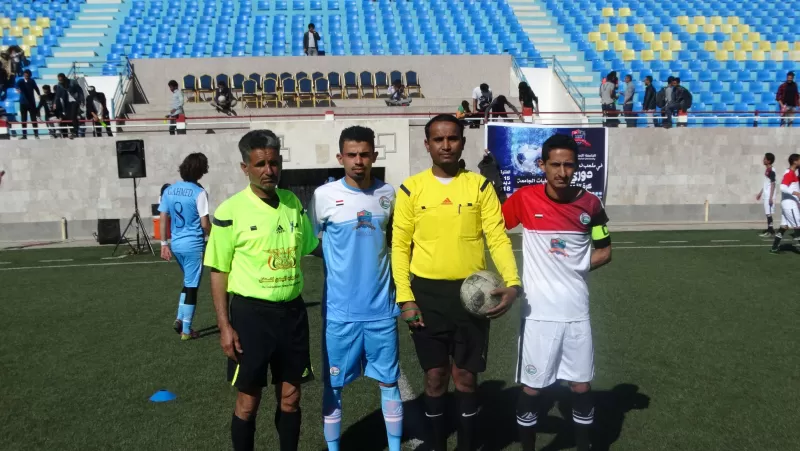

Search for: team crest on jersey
xmin=330 ymin=367 xmax=340 ymax=376
xmin=525 ymin=364 xmax=537 ymax=375
xmin=379 ymin=196 xmax=391 ymax=210
xmin=355 ymin=210 xmax=376 ymax=230
xmin=549 ymin=238 xmax=568 ymax=257
xmin=265 ymin=247 xmax=298 ymax=270
xmin=579 ymin=212 xmax=591 ymax=225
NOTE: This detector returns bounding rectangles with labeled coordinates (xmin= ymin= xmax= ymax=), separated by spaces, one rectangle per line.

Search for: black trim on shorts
xmin=213 ymin=218 xmax=232 ymax=227
xmin=516 ymin=316 xmax=526 ymax=382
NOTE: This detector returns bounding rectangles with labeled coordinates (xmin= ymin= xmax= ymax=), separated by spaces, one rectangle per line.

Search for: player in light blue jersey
xmin=159 ymin=153 xmax=211 ymax=341
xmin=309 ymin=126 xmax=403 ymax=451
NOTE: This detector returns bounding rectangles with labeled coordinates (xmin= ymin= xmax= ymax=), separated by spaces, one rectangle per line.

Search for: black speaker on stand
xmin=112 ymin=139 xmax=154 ymax=256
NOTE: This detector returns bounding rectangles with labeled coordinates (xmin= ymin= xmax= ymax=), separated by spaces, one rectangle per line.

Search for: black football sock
xmin=277 ymin=409 xmax=301 ymax=451
xmin=455 ymin=390 xmax=478 ymax=451
xmin=772 ymin=229 xmax=785 ymax=250
xmin=516 ymin=391 xmax=541 ymax=451
xmin=231 ymin=413 xmax=256 ymax=451
xmin=572 ymin=391 xmax=594 ymax=451
xmin=424 ymin=394 xmax=448 ymax=451
xmin=767 ymin=215 xmax=774 ymax=233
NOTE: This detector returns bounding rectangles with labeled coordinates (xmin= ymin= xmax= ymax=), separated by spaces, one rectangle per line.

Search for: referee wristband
xmin=161 ymin=241 xmax=169 ymax=246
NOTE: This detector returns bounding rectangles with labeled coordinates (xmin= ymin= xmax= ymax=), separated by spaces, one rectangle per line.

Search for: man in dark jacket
xmin=86 ymin=86 xmax=113 ymax=137
xmin=37 ymin=84 xmax=57 ymax=138
xmin=54 ymin=73 xmax=84 ymax=138
xmin=210 ymin=80 xmax=237 ymax=115
xmin=672 ymin=78 xmax=691 ymax=128
xmin=303 ymin=23 xmax=321 ymax=56
xmin=477 ymin=149 xmax=507 ymax=204
xmin=777 ymin=71 xmax=798 ymax=127
xmin=15 ymin=69 xmax=40 ymax=139
xmin=642 ymin=76 xmax=657 ymax=127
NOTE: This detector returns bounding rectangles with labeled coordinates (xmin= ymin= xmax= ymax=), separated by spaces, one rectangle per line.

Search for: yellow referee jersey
xmin=391 ymin=168 xmax=521 ymax=302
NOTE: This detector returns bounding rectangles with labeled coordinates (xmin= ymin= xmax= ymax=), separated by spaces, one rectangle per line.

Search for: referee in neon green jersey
xmin=204 ymin=130 xmax=321 ymax=451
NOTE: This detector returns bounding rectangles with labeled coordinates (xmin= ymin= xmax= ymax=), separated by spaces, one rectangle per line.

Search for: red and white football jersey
xmin=781 ymin=169 xmax=799 ymax=202
xmin=503 ymin=185 xmax=609 ymax=322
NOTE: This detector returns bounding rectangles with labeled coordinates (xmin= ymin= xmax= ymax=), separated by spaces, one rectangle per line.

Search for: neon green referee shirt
xmin=204 ymin=187 xmax=319 ymax=302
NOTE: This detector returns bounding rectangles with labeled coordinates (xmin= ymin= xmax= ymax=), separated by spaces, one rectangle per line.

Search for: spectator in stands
xmin=483 ymin=95 xmax=521 ymax=123
xmin=38 ymin=84 xmax=58 ymax=138
xmin=600 ymin=71 xmax=618 ymax=127
xmin=86 ymin=86 xmax=113 ymax=137
xmin=386 ymin=79 xmax=411 ymax=106
xmin=167 ymin=79 xmax=185 ymax=135
xmin=54 ymin=73 xmax=84 ymax=139
xmin=15 ymin=69 xmax=40 ymax=139
xmin=0 ymin=51 xmax=13 ymax=100
xmin=6 ymin=45 xmax=27 ymax=77
xmin=518 ymin=81 xmax=539 ymax=116
xmin=473 ymin=83 xmax=493 ymax=114
xmin=642 ymin=76 xmax=657 ymax=128
xmin=777 ymin=71 xmax=798 ymax=127
xmin=304 ymin=23 xmax=321 ymax=56
xmin=456 ymin=100 xmax=479 ymax=128
xmin=622 ymin=74 xmax=636 ymax=127
xmin=673 ymin=78 xmax=691 ymax=128
xmin=210 ymin=80 xmax=238 ymax=116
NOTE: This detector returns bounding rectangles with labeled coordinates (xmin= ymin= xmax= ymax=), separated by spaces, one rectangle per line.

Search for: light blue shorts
xmin=173 ymin=250 xmax=204 ymax=288
xmin=323 ymin=317 xmax=400 ymax=387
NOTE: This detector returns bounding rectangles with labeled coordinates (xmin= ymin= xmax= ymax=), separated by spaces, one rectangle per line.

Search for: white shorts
xmin=764 ymin=199 xmax=774 ymax=216
xmin=515 ymin=320 xmax=594 ymax=389
xmin=780 ymin=200 xmax=800 ymax=228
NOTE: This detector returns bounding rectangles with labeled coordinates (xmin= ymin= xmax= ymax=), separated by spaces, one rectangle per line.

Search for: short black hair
xmin=479 ymin=83 xmax=489 ymax=91
xmin=667 ymin=76 xmax=675 ymax=83
xmin=238 ymin=129 xmax=281 ymax=162
xmin=160 ymin=183 xmax=171 ymax=196
xmin=675 ymin=77 xmax=681 ymax=83
xmin=42 ymin=84 xmax=51 ymax=91
xmin=424 ymin=114 xmax=464 ymax=139
xmin=23 ymin=69 xmax=31 ymax=76
xmin=168 ymin=80 xmax=178 ymax=89
xmin=645 ymin=75 xmax=653 ymax=83
xmin=339 ymin=125 xmax=375 ymax=154
xmin=789 ymin=154 xmax=800 ymax=166
xmin=624 ymin=74 xmax=632 ymax=80
xmin=179 ymin=152 xmax=209 ymax=182
xmin=308 ymin=23 xmax=315 ymax=28
xmin=765 ymin=152 xmax=775 ymax=164
xmin=789 ymin=71 xmax=796 ymax=77
xmin=541 ymin=134 xmax=579 ymax=162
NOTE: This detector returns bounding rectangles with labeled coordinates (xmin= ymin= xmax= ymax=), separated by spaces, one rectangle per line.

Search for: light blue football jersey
xmin=309 ymin=178 xmax=399 ymax=322
xmin=158 ymin=181 xmax=208 ymax=253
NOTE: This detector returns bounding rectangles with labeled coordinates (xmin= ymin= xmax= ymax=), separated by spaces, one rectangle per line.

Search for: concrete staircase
xmin=41 ymin=0 xmax=129 ymax=81
xmin=507 ymin=0 xmax=601 ymax=110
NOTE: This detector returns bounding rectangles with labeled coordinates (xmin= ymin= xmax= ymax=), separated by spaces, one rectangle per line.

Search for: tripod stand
xmin=113 ymin=178 xmax=155 ymax=256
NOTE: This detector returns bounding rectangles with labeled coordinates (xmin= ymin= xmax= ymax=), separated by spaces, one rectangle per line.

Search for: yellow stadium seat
xmin=727 ymin=16 xmax=740 ymax=25
xmin=29 ymin=25 xmax=43 ymax=37
xmin=771 ymin=51 xmax=785 ymax=61
xmin=730 ymin=32 xmax=743 ymax=42
xmin=622 ymin=49 xmax=635 ymax=60
xmin=0 ymin=28 xmax=3 ymax=37
xmin=641 ymin=49 xmax=654 ymax=61
xmin=740 ymin=41 xmax=753 ymax=51
xmin=19 ymin=44 xmax=31 ymax=56
xmin=710 ymin=16 xmax=723 ymax=25
xmin=693 ymin=16 xmax=706 ymax=25
xmin=614 ymin=40 xmax=626 ymax=51
xmin=588 ymin=32 xmax=601 ymax=43
xmin=704 ymin=41 xmax=718 ymax=51
xmin=595 ymin=40 xmax=609 ymax=51
xmin=650 ymin=40 xmax=664 ymax=51
xmin=602 ymin=7 xmax=614 ymax=17
xmin=669 ymin=41 xmax=682 ymax=51
xmin=36 ymin=17 xmax=50 ymax=28
xmin=776 ymin=41 xmax=789 ymax=51
xmin=794 ymin=42 xmax=800 ymax=51
xmin=722 ymin=41 xmax=735 ymax=52
xmin=607 ymin=31 xmax=619 ymax=42
xmin=733 ymin=50 xmax=747 ymax=61
xmin=758 ymin=41 xmax=771 ymax=51
xmin=616 ymin=23 xmax=629 ymax=33
xmin=703 ymin=24 xmax=716 ymax=34
xmin=676 ymin=16 xmax=689 ymax=26
xmin=715 ymin=50 xmax=728 ymax=61
xmin=660 ymin=31 xmax=672 ymax=42
xmin=789 ymin=50 xmax=800 ymax=61
xmin=9 ymin=25 xmax=22 ymax=37
xmin=22 ymin=35 xmax=37 ymax=47
xmin=16 ymin=17 xmax=30 ymax=28
xmin=619 ymin=7 xmax=631 ymax=17
xmin=660 ymin=49 xmax=673 ymax=60
xmin=752 ymin=49 xmax=765 ymax=61
xmin=599 ymin=23 xmax=611 ymax=34
xmin=0 ymin=18 xmax=11 ymax=28
xmin=737 ymin=24 xmax=750 ymax=33
xmin=686 ymin=24 xmax=698 ymax=33
xmin=720 ymin=24 xmax=732 ymax=34
xmin=633 ymin=23 xmax=646 ymax=34
xmin=642 ymin=31 xmax=655 ymax=42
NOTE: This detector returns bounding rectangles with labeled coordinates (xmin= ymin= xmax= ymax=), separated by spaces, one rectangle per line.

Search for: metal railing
xmin=513 ymin=56 xmax=586 ymax=112
xmin=66 ymin=56 xmax=132 ymax=80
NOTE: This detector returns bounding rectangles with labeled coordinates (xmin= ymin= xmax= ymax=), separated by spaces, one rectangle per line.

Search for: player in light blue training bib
xmin=158 ymin=153 xmax=210 ymax=341
xmin=309 ymin=126 xmax=403 ymax=451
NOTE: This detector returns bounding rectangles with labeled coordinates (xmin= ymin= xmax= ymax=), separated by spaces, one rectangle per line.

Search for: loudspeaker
xmin=97 ymin=219 xmax=122 ymax=245
xmin=116 ymin=139 xmax=146 ymax=179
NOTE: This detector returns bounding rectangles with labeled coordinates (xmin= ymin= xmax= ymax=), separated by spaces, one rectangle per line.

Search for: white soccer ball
xmin=217 ymin=95 xmax=227 ymax=104
xmin=460 ymin=270 xmax=505 ymax=318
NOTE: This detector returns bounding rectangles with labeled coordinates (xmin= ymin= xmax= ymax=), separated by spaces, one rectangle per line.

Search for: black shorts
xmin=409 ymin=277 xmax=490 ymax=374
xmin=226 ymin=294 xmax=314 ymax=389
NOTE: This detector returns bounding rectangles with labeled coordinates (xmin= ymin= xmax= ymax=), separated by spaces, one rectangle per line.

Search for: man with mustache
xmin=204 ymin=130 xmax=321 ymax=451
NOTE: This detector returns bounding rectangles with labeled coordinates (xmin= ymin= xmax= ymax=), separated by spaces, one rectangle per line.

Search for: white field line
xmin=0 ymin=260 xmax=167 ymax=271
xmin=38 ymin=259 xmax=74 ymax=263
xmin=710 ymin=240 xmax=740 ymax=242
xmin=658 ymin=240 xmax=688 ymax=243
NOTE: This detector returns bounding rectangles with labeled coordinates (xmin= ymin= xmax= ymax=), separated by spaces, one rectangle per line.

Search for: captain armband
xmin=591 ymin=224 xmax=611 ymax=249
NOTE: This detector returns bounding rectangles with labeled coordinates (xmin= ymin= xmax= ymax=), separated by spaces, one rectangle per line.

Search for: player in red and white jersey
xmin=771 ymin=153 xmax=800 ymax=253
xmin=501 ymin=134 xmax=612 ymax=451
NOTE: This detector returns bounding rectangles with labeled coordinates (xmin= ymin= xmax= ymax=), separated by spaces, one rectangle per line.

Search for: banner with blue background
xmin=484 ymin=123 xmax=609 ymax=202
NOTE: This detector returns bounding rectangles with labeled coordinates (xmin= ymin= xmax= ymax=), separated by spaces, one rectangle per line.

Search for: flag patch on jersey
xmin=535 ymin=214 xmax=544 ymax=218
xmin=442 ymin=198 xmax=453 ymax=205
xmin=335 ymin=200 xmax=344 ymax=206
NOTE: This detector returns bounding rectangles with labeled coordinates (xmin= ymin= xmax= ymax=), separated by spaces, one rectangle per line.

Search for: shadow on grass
xmin=339 ymin=380 xmax=649 ymax=451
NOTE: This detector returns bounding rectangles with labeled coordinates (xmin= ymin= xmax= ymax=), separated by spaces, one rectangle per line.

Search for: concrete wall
xmin=522 ymin=67 xmax=583 ymax=125
xmin=131 ymin=55 xmax=513 ymax=104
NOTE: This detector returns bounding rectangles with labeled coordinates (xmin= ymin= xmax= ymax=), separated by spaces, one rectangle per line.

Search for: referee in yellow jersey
xmin=204 ymin=130 xmax=321 ymax=451
xmin=392 ymin=114 xmax=522 ymax=451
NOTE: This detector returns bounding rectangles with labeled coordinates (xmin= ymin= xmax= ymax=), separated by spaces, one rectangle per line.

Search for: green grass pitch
xmin=1 ymin=229 xmax=798 ymax=450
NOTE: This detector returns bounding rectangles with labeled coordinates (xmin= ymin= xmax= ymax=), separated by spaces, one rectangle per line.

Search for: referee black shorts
xmin=227 ymin=294 xmax=314 ymax=389
xmin=409 ymin=276 xmax=490 ymax=374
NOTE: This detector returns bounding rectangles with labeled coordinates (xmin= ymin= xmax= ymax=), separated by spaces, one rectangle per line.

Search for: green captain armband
xmin=591 ymin=225 xmax=611 ymax=248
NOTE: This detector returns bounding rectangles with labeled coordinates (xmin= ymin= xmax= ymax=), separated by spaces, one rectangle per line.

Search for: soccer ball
xmin=460 ymin=270 xmax=505 ymax=318
xmin=217 ymin=95 xmax=227 ymax=104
